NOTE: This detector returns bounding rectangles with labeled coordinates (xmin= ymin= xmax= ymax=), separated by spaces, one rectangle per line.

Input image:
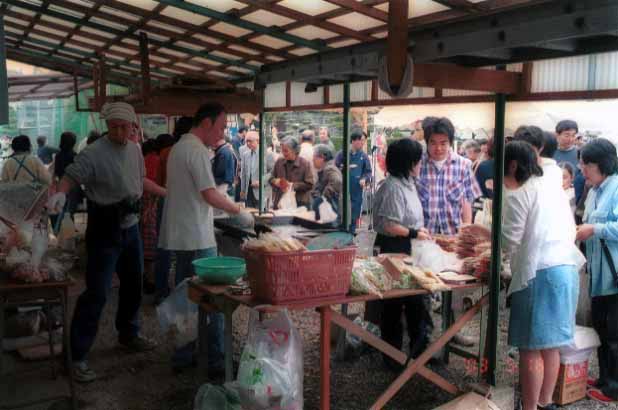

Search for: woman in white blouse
xmin=502 ymin=141 xmax=584 ymax=410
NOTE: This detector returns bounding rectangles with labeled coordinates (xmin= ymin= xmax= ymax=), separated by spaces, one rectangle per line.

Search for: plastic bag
xmin=194 ymin=383 xmax=242 ymax=410
xmin=237 ymin=309 xmax=303 ymax=410
xmin=318 ymin=197 xmax=337 ymax=223
xmin=350 ymin=258 xmax=392 ymax=298
xmin=156 ymin=279 xmax=198 ymax=348
xmin=410 ymin=239 xmax=460 ymax=273
xmin=278 ymin=188 xmax=297 ymax=210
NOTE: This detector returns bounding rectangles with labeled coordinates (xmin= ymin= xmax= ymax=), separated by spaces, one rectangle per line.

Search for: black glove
xmin=407 ymin=228 xmax=418 ymax=240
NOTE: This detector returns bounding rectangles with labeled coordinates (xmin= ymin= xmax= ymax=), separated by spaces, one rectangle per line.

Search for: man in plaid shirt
xmin=417 ymin=117 xmax=482 ymax=235
xmin=417 ymin=117 xmax=482 ymax=348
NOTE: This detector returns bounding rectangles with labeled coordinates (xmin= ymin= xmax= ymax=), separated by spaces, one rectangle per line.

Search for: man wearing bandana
xmin=47 ymin=102 xmax=161 ymax=383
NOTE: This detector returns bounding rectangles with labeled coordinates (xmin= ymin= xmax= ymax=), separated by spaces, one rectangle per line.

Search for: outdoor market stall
xmin=187 ymin=226 xmax=493 ymax=410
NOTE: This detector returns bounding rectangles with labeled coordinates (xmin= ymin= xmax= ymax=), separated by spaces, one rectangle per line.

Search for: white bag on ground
xmin=278 ymin=188 xmax=297 ymax=210
xmin=237 ymin=309 xmax=303 ymax=410
xmin=156 ymin=279 xmax=198 ymax=348
xmin=318 ymin=197 xmax=337 ymax=223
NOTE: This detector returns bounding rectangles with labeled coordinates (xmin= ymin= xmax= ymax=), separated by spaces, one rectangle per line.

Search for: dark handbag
xmin=599 ymin=239 xmax=618 ymax=288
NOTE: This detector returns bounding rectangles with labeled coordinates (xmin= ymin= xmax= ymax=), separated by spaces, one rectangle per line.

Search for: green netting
xmin=0 ymin=85 xmax=130 ymax=147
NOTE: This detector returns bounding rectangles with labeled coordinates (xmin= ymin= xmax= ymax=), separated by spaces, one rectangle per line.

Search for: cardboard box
xmin=432 ymin=392 xmax=502 ymax=410
xmin=553 ymin=360 xmax=589 ymax=405
xmin=553 ymin=326 xmax=601 ymax=405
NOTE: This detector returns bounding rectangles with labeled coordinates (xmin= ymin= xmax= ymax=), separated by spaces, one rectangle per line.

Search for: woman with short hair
xmin=372 ymin=138 xmax=432 ymax=369
xmin=503 ymin=140 xmax=584 ymax=410
xmin=311 ymin=144 xmax=341 ymax=222
xmin=269 ymin=137 xmax=314 ymax=209
xmin=575 ymin=138 xmax=618 ymax=405
xmin=1 ymin=135 xmax=51 ymax=185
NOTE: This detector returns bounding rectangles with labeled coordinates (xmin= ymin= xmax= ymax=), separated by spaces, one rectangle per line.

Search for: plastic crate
xmin=243 ymin=247 xmax=356 ymax=304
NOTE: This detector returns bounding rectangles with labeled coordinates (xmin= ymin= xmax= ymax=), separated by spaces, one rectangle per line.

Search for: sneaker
xmin=587 ymin=388 xmax=618 ymax=404
xmin=119 ymin=335 xmax=157 ymax=353
xmin=537 ymin=402 xmax=558 ymax=410
xmin=452 ymin=332 xmax=476 ymax=347
xmin=73 ymin=361 xmax=97 ymax=383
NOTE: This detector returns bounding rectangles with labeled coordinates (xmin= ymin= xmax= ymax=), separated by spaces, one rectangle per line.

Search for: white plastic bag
xmin=237 ymin=309 xmax=303 ymax=410
xmin=318 ymin=197 xmax=337 ymax=223
xmin=411 ymin=239 xmax=460 ymax=273
xmin=278 ymin=188 xmax=297 ymax=210
xmin=156 ymin=279 xmax=198 ymax=348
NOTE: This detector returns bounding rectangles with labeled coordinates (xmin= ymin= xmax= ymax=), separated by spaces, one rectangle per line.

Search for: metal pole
xmin=486 ymin=64 xmax=506 ymax=386
xmin=342 ymin=82 xmax=351 ymax=231
xmin=258 ymin=91 xmax=265 ymax=214
xmin=0 ymin=16 xmax=7 ymax=125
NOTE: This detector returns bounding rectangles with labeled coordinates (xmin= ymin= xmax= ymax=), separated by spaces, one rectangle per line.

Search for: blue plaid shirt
xmin=417 ymin=152 xmax=481 ymax=235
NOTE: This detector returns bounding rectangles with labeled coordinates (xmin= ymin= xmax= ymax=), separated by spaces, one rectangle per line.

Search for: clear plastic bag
xmin=156 ymin=279 xmax=198 ymax=348
xmin=278 ymin=188 xmax=297 ymax=210
xmin=318 ymin=197 xmax=337 ymax=223
xmin=194 ymin=383 xmax=242 ymax=410
xmin=410 ymin=239 xmax=460 ymax=273
xmin=237 ymin=309 xmax=303 ymax=410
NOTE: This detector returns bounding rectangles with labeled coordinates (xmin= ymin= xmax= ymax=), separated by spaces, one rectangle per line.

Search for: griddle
xmin=214 ymin=215 xmax=340 ymax=240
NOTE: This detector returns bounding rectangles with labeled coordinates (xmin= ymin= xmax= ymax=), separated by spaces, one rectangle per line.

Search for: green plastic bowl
xmin=192 ymin=257 xmax=246 ymax=285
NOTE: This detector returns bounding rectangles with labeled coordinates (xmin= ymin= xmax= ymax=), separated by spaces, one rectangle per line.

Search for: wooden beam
xmin=324 ymin=0 xmax=389 ymax=22
xmin=324 ymin=85 xmax=330 ymax=104
xmin=387 ymin=0 xmax=408 ymax=92
xmin=520 ymin=61 xmax=533 ymax=95
xmin=139 ymin=32 xmax=151 ymax=105
xmin=285 ymin=81 xmax=291 ymax=108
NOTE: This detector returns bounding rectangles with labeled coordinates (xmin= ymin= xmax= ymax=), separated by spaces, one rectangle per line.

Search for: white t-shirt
xmin=541 ymin=157 xmax=563 ymax=190
xmin=502 ymin=175 xmax=585 ymax=295
xmin=159 ymin=133 xmax=216 ymax=251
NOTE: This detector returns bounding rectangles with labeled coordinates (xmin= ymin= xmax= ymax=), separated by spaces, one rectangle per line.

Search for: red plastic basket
xmin=243 ymin=247 xmax=356 ymax=304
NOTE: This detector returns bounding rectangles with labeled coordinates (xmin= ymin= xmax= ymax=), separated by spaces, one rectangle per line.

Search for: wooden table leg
xmin=319 ymin=306 xmax=332 ymax=410
xmin=223 ymin=299 xmax=234 ymax=382
xmin=370 ymin=294 xmax=489 ymax=410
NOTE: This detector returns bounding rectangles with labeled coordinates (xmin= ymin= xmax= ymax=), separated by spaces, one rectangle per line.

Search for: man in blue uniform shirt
xmin=336 ymin=129 xmax=372 ymax=232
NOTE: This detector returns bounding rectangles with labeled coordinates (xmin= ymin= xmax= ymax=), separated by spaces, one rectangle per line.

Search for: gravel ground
xmin=2 ymin=273 xmax=609 ymax=410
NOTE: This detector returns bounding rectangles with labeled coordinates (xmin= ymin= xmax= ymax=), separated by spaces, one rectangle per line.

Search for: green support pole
xmin=342 ymin=82 xmax=351 ymax=231
xmin=258 ymin=92 xmax=265 ymax=214
xmin=486 ymin=65 xmax=507 ymax=386
xmin=0 ymin=16 xmax=8 ymax=125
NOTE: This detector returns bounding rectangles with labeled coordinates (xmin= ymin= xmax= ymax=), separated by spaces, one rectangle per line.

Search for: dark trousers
xmin=246 ymin=188 xmax=259 ymax=209
xmin=373 ymin=234 xmax=434 ymax=360
xmin=592 ymin=294 xmax=618 ymax=399
xmin=71 ymin=224 xmax=144 ymax=361
xmin=382 ymin=295 xmax=433 ymax=359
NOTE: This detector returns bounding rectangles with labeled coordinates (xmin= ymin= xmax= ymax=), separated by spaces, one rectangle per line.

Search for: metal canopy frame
xmin=7 ymin=0 xmax=617 ymax=100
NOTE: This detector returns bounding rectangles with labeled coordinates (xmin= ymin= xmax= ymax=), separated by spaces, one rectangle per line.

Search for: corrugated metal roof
xmin=532 ymin=56 xmax=590 ymax=92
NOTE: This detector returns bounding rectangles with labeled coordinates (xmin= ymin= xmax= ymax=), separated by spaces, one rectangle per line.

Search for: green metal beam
xmin=342 ymin=82 xmax=351 ymax=231
xmin=258 ymin=93 xmax=265 ymax=213
xmin=0 ymin=16 xmax=8 ymax=125
xmin=3 ymin=32 xmax=173 ymax=81
xmin=5 ymin=47 xmax=135 ymax=85
xmin=486 ymin=65 xmax=506 ymax=386
xmin=154 ymin=0 xmax=330 ymax=52
xmin=3 ymin=0 xmax=259 ymax=72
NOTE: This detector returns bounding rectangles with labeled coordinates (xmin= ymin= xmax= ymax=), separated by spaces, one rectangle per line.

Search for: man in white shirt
xmin=158 ymin=102 xmax=252 ymax=373
xmin=239 ymin=131 xmax=274 ymax=209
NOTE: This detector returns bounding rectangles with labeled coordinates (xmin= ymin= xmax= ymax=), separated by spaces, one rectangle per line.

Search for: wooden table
xmin=188 ymin=280 xmax=488 ymax=410
xmin=0 ymin=278 xmax=77 ymax=410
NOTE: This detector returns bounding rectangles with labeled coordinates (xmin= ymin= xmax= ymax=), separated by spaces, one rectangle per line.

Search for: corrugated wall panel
xmin=329 ymin=84 xmax=343 ymax=103
xmin=531 ymin=56 xmax=589 ymax=92
xmin=378 ymin=86 xmax=435 ymax=100
xmin=290 ymin=82 xmax=323 ymax=106
xmin=350 ymin=81 xmax=371 ymax=102
xmin=264 ymin=81 xmax=286 ymax=108
xmin=595 ymin=52 xmax=618 ymax=90
xmin=443 ymin=89 xmax=491 ymax=97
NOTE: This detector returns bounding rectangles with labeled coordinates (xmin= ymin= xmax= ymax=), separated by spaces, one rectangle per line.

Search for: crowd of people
xmin=1 ymin=103 xmax=617 ymax=408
